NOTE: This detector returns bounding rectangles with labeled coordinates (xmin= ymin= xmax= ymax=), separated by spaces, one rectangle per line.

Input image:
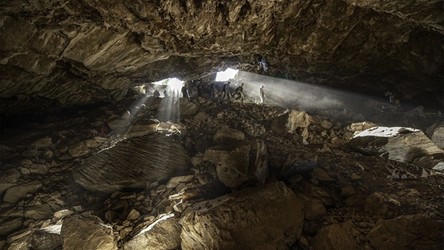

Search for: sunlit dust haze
xmin=232 ymin=70 xmax=412 ymax=121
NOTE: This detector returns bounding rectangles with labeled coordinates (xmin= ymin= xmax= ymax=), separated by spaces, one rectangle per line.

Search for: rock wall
xmin=0 ymin=0 xmax=443 ymax=109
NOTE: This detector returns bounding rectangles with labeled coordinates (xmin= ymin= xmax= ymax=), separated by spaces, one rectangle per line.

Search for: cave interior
xmin=0 ymin=1 xmax=443 ymax=249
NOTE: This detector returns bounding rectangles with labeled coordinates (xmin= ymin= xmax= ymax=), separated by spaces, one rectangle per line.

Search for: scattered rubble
xmin=0 ymin=96 xmax=443 ymax=249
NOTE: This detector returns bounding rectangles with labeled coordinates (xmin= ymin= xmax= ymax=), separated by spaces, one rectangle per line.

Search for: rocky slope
xmin=1 ymin=0 xmax=443 ymax=110
xmin=0 ymin=93 xmax=443 ymax=249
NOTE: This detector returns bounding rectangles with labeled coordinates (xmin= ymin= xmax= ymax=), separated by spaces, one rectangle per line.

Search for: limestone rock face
xmin=367 ymin=214 xmax=444 ymax=250
xmin=0 ymin=1 xmax=443 ymax=109
xmin=61 ymin=214 xmax=117 ymax=250
xmin=180 ymin=182 xmax=304 ymax=250
xmin=73 ymin=134 xmax=189 ymax=193
xmin=349 ymin=127 xmax=444 ymax=165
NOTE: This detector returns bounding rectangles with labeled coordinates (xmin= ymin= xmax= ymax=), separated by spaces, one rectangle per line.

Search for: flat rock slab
xmin=73 ymin=134 xmax=189 ymax=193
xmin=350 ymin=126 xmax=444 ymax=164
xmin=180 ymin=182 xmax=304 ymax=250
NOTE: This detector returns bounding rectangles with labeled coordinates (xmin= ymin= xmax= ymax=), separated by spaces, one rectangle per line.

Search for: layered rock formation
xmin=1 ymin=0 xmax=443 ymax=110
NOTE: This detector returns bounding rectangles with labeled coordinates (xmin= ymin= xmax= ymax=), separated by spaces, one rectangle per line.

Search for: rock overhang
xmin=0 ymin=0 xmax=443 ymax=110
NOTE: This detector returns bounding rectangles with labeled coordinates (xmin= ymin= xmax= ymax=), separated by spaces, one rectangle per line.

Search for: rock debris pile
xmin=0 ymin=96 xmax=443 ymax=249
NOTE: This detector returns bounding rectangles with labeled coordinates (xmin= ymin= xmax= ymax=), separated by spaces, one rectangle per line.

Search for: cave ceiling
xmin=0 ymin=0 xmax=443 ymax=107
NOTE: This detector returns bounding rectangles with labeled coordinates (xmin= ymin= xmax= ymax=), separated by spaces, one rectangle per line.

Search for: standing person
xmin=234 ymin=83 xmax=245 ymax=104
xmin=259 ymin=84 xmax=265 ymax=104
xmin=181 ymin=84 xmax=190 ymax=100
xmin=385 ymin=91 xmax=403 ymax=112
xmin=153 ymin=89 xmax=160 ymax=97
xmin=221 ymin=81 xmax=231 ymax=100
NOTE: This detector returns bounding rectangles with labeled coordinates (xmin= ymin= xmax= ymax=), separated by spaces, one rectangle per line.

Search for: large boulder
xmin=203 ymin=139 xmax=268 ymax=188
xmin=73 ymin=134 xmax=189 ymax=193
xmin=124 ymin=214 xmax=181 ymax=250
xmin=271 ymin=110 xmax=312 ymax=143
xmin=367 ymin=214 xmax=444 ymax=250
xmin=349 ymin=127 xmax=444 ymax=165
xmin=180 ymin=182 xmax=304 ymax=250
xmin=61 ymin=214 xmax=117 ymax=250
xmin=311 ymin=220 xmax=359 ymax=250
xmin=28 ymin=225 xmax=62 ymax=250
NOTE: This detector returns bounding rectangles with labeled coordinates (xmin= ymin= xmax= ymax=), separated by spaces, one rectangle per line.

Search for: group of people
xmin=220 ymin=82 xmax=245 ymax=103
xmin=148 ymin=80 xmax=268 ymax=105
xmin=219 ymin=81 xmax=267 ymax=104
xmin=198 ymin=81 xmax=268 ymax=105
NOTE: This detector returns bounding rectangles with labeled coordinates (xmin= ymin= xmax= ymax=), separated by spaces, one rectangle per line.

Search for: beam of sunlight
xmin=215 ymin=68 xmax=239 ymax=82
xmin=155 ymin=78 xmax=184 ymax=127
xmin=232 ymin=70 xmax=400 ymax=121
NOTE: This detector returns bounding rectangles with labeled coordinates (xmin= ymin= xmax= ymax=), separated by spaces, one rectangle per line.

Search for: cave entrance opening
xmin=151 ymin=77 xmax=184 ymax=98
xmin=215 ymin=68 xmax=239 ymax=82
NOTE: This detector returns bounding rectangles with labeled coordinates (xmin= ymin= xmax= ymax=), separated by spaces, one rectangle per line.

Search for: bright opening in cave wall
xmin=152 ymin=78 xmax=184 ymax=92
xmin=215 ymin=68 xmax=239 ymax=82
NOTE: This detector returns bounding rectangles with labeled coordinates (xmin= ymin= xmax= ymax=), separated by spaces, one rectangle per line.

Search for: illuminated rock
xmin=271 ymin=110 xmax=313 ymax=143
xmin=349 ymin=126 xmax=444 ymax=165
xmin=124 ymin=214 xmax=181 ymax=250
xmin=61 ymin=214 xmax=117 ymax=250
xmin=180 ymin=182 xmax=304 ymax=250
xmin=28 ymin=225 xmax=62 ymax=250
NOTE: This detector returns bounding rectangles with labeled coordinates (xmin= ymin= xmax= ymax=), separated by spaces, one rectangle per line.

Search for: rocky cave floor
xmin=0 ymin=93 xmax=443 ymax=249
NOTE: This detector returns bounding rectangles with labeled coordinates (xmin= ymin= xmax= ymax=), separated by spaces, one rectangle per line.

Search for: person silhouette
xmin=259 ymin=85 xmax=265 ymax=104
xmin=234 ymin=83 xmax=245 ymax=104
